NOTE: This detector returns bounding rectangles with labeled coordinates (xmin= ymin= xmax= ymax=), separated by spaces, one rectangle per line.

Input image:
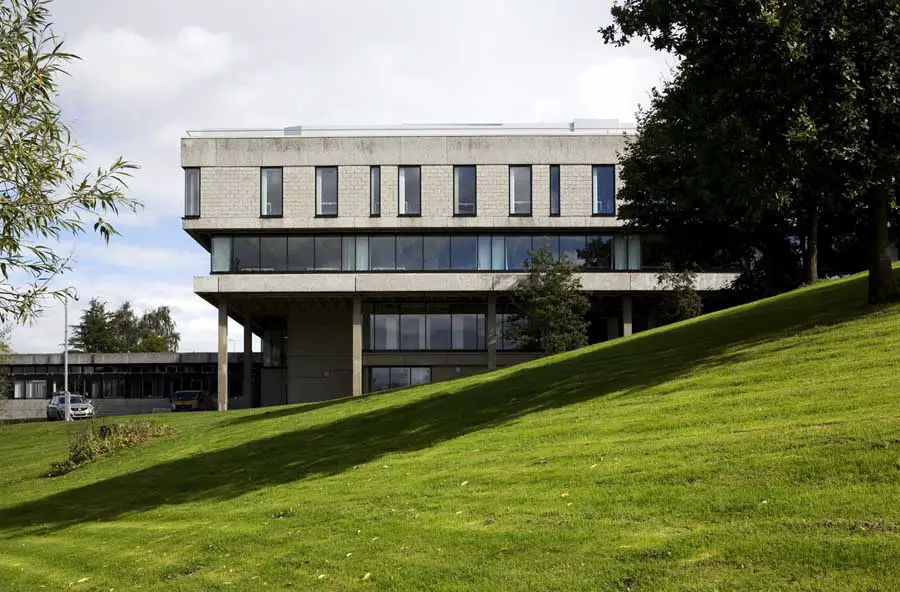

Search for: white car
xmin=46 ymin=394 xmax=95 ymax=421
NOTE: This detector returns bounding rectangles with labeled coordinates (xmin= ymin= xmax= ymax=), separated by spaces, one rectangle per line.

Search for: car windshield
xmin=174 ymin=391 xmax=200 ymax=401
xmin=68 ymin=396 xmax=84 ymax=404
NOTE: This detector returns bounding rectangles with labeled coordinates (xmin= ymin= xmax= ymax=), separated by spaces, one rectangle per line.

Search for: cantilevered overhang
xmin=193 ymin=272 xmax=739 ymax=300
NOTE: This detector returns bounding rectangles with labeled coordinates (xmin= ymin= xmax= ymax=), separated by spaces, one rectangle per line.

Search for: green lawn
xmin=1 ymin=269 xmax=899 ymax=591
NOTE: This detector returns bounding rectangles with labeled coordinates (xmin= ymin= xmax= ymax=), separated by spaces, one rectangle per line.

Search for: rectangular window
xmin=451 ymin=313 xmax=483 ymax=350
xmin=396 ymin=236 xmax=423 ymax=271
xmin=509 ymin=165 xmax=532 ymax=215
xmin=491 ymin=236 xmax=506 ymax=270
xmin=454 ymin=165 xmax=476 ymax=216
xmin=372 ymin=314 xmax=399 ymax=350
xmin=410 ymin=367 xmax=431 ymax=386
xmin=533 ymin=236 xmax=560 ymax=261
xmin=424 ymin=236 xmax=451 ymax=270
xmin=398 ymin=166 xmax=421 ymax=216
xmin=586 ymin=236 xmax=613 ymax=270
xmin=370 ymin=236 xmax=396 ymax=270
xmin=370 ymin=166 xmax=381 ymax=217
xmin=560 ymin=235 xmax=586 ymax=267
xmin=355 ymin=236 xmax=369 ymax=271
xmin=232 ymin=237 xmax=260 ymax=272
xmin=451 ymin=235 xmax=477 ymax=270
xmin=370 ymin=368 xmax=391 ymax=392
xmin=613 ymin=235 xmax=629 ymax=270
xmin=505 ymin=236 xmax=532 ymax=270
xmin=592 ymin=165 xmax=615 ymax=215
xmin=211 ymin=237 xmax=231 ymax=272
xmin=400 ymin=313 xmax=426 ymax=350
xmin=287 ymin=236 xmax=315 ymax=271
xmin=477 ymin=236 xmax=492 ymax=270
xmin=316 ymin=166 xmax=338 ymax=217
xmin=389 ymin=367 xmax=411 ymax=390
xmin=314 ymin=236 xmax=342 ymax=271
xmin=261 ymin=167 xmax=283 ymax=217
xmin=260 ymin=236 xmax=287 ymax=271
xmin=426 ymin=306 xmax=452 ymax=350
xmin=184 ymin=168 xmax=200 ymax=217
xmin=549 ymin=165 xmax=560 ymax=216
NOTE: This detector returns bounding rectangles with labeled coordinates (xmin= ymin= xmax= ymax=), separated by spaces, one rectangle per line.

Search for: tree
xmin=601 ymin=0 xmax=900 ymax=303
xmin=656 ymin=266 xmax=703 ymax=324
xmin=0 ymin=323 xmax=12 ymax=406
xmin=70 ymin=299 xmax=180 ymax=353
xmin=509 ymin=245 xmax=590 ymax=355
xmin=0 ymin=0 xmax=139 ymax=324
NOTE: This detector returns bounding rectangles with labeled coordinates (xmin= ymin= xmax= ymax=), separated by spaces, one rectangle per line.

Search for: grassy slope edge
xmin=0 ymin=268 xmax=898 ymax=591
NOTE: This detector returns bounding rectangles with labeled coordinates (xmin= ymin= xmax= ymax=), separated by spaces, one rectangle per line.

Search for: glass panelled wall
xmin=213 ymin=233 xmax=660 ymax=273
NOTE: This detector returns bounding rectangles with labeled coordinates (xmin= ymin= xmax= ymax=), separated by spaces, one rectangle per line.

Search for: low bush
xmin=48 ymin=421 xmax=176 ymax=477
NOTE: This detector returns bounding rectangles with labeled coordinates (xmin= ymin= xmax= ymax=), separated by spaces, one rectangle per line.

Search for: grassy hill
xmin=1 ymin=269 xmax=899 ymax=591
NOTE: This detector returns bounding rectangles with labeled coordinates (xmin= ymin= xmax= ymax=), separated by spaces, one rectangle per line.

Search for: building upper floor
xmin=181 ymin=120 xmax=634 ymax=238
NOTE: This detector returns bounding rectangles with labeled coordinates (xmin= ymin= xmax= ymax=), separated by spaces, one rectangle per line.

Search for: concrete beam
xmin=217 ymin=301 xmax=228 ymax=411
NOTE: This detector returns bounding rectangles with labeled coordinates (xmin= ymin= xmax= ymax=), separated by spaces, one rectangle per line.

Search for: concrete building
xmin=181 ymin=120 xmax=738 ymax=407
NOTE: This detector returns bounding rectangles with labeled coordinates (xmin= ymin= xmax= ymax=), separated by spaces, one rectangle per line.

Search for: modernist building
xmin=181 ymin=120 xmax=737 ymax=407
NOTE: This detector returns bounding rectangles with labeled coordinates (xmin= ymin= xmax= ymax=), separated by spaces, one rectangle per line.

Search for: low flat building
xmin=181 ymin=120 xmax=739 ymax=406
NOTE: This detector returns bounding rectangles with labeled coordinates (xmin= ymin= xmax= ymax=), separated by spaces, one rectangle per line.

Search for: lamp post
xmin=63 ymin=291 xmax=78 ymax=421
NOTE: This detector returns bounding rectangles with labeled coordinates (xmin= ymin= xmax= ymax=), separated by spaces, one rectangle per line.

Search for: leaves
xmin=0 ymin=0 xmax=140 ymax=324
xmin=69 ymin=298 xmax=180 ymax=353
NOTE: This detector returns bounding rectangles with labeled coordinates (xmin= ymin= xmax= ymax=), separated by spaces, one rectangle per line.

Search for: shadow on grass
xmin=0 ymin=272 xmax=890 ymax=535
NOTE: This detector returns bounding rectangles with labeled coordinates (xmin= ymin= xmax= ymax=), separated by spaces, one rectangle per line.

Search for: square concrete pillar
xmin=487 ymin=295 xmax=497 ymax=370
xmin=622 ymin=295 xmax=633 ymax=337
xmin=606 ymin=317 xmax=620 ymax=340
xmin=352 ymin=297 xmax=362 ymax=397
xmin=243 ymin=315 xmax=253 ymax=405
xmin=217 ymin=301 xmax=229 ymax=411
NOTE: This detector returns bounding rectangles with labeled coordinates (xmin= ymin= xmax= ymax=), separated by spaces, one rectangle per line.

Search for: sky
xmin=9 ymin=0 xmax=674 ymax=354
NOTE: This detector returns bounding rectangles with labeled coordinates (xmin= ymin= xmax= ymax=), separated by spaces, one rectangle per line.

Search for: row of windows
xmin=211 ymin=233 xmax=660 ymax=274
xmin=369 ymin=367 xmax=432 ymax=393
xmin=183 ymin=164 xmax=616 ymax=219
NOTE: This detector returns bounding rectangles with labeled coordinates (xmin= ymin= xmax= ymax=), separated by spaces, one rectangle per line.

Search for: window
xmin=370 ymin=368 xmax=391 ymax=392
xmin=454 ymin=165 xmax=476 ymax=216
xmin=372 ymin=309 xmax=399 ymax=350
xmin=184 ymin=168 xmax=200 ymax=217
xmin=505 ymin=236 xmax=532 ymax=270
xmin=342 ymin=237 xmax=356 ymax=271
xmin=232 ymin=236 xmax=260 ymax=272
xmin=491 ymin=236 xmax=506 ymax=270
xmin=592 ymin=165 xmax=615 ymax=216
xmin=584 ymin=236 xmax=613 ymax=270
xmin=370 ymin=236 xmax=396 ymax=270
xmin=396 ymin=236 xmax=423 ymax=271
xmin=509 ymin=165 xmax=532 ymax=215
xmin=211 ymin=237 xmax=231 ymax=272
xmin=451 ymin=235 xmax=478 ymax=270
xmin=549 ymin=165 xmax=560 ymax=216
xmin=260 ymin=237 xmax=287 ymax=271
xmin=400 ymin=307 xmax=426 ymax=350
xmin=533 ymin=235 xmax=559 ymax=260
xmin=477 ymin=236 xmax=492 ymax=270
xmin=370 ymin=166 xmax=381 ymax=216
xmin=355 ymin=236 xmax=369 ymax=271
xmin=263 ymin=329 xmax=285 ymax=367
xmin=287 ymin=236 xmax=314 ymax=271
xmin=427 ymin=305 xmax=452 ymax=350
xmin=316 ymin=167 xmax=338 ymax=217
xmin=613 ymin=235 xmax=641 ymax=270
xmin=261 ymin=168 xmax=283 ymax=217
xmin=398 ymin=166 xmax=421 ymax=216
xmin=424 ymin=236 xmax=451 ymax=270
xmin=560 ymin=235 xmax=586 ymax=267
xmin=452 ymin=313 xmax=484 ymax=350
xmin=314 ymin=237 xmax=342 ymax=270
xmin=410 ymin=367 xmax=431 ymax=386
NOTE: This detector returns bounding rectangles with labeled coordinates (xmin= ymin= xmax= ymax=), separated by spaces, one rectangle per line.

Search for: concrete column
xmin=217 ymin=301 xmax=228 ymax=411
xmin=622 ymin=295 xmax=633 ymax=337
xmin=606 ymin=317 xmax=620 ymax=340
xmin=486 ymin=295 xmax=497 ymax=370
xmin=243 ymin=315 xmax=253 ymax=406
xmin=352 ymin=297 xmax=362 ymax=397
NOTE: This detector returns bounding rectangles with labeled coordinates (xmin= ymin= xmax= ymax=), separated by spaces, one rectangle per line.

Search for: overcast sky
xmin=9 ymin=0 xmax=673 ymax=353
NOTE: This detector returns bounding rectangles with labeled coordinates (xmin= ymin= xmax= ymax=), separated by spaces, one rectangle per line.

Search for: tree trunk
xmin=867 ymin=184 xmax=898 ymax=304
xmin=803 ymin=204 xmax=819 ymax=284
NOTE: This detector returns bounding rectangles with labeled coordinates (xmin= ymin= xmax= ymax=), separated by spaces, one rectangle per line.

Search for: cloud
xmin=66 ymin=26 xmax=243 ymax=105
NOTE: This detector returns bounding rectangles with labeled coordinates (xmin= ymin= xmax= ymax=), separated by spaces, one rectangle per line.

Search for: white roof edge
xmin=184 ymin=119 xmax=637 ymax=138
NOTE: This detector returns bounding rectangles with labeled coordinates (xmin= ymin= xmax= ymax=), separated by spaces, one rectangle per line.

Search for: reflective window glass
xmin=316 ymin=166 xmax=338 ymax=216
xmin=424 ymin=236 xmax=451 ymax=270
xmin=396 ymin=236 xmax=423 ymax=271
xmin=211 ymin=237 xmax=231 ymax=272
xmin=370 ymin=236 xmax=396 ymax=270
xmin=451 ymin=235 xmax=477 ymax=270
xmin=592 ymin=165 xmax=615 ymax=215
xmin=370 ymin=368 xmax=391 ymax=392
xmin=427 ymin=311 xmax=452 ymax=350
xmin=560 ymin=235 xmax=586 ymax=267
xmin=260 ymin=236 xmax=287 ymax=271
xmin=287 ymin=237 xmax=314 ymax=271
xmin=584 ymin=236 xmax=613 ymax=270
xmin=400 ymin=314 xmax=426 ymax=350
xmin=233 ymin=236 xmax=260 ymax=272
xmin=261 ymin=168 xmax=283 ymax=216
xmin=389 ymin=367 xmax=411 ymax=389
xmin=505 ymin=236 xmax=532 ymax=270
xmin=372 ymin=314 xmax=399 ymax=350
xmin=314 ymin=236 xmax=342 ymax=270
xmin=410 ymin=367 xmax=431 ymax=386
xmin=533 ymin=236 xmax=559 ymax=261
xmin=398 ymin=166 xmax=421 ymax=215
xmin=454 ymin=166 xmax=477 ymax=215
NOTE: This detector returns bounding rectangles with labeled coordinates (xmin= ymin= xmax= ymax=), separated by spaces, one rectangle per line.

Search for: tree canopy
xmin=0 ymin=0 xmax=139 ymax=324
xmin=602 ymin=0 xmax=900 ymax=303
xmin=70 ymin=299 xmax=180 ymax=353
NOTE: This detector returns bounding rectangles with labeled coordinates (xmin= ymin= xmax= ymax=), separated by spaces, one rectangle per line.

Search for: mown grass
xmin=0 ymin=268 xmax=899 ymax=591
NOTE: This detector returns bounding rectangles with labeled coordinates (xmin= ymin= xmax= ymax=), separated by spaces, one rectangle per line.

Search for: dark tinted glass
xmin=427 ymin=313 xmax=452 ymax=349
xmin=593 ymin=165 xmax=615 ymax=215
xmin=400 ymin=314 xmax=426 ymax=350
xmin=583 ymin=236 xmax=613 ymax=270
xmin=454 ymin=166 xmax=476 ymax=215
xmin=560 ymin=235 xmax=586 ymax=266
xmin=451 ymin=235 xmax=477 ymax=270
xmin=505 ymin=236 xmax=532 ymax=270
xmin=533 ymin=235 xmax=559 ymax=260
xmin=232 ymin=236 xmax=260 ymax=271
xmin=370 ymin=236 xmax=396 ymax=270
xmin=314 ymin=236 xmax=342 ymax=270
xmin=287 ymin=237 xmax=314 ymax=270
xmin=549 ymin=165 xmax=560 ymax=216
xmin=396 ymin=236 xmax=423 ymax=271
xmin=424 ymin=236 xmax=451 ymax=270
xmin=370 ymin=368 xmax=390 ymax=392
xmin=260 ymin=237 xmax=287 ymax=271
xmin=389 ymin=367 xmax=411 ymax=389
xmin=317 ymin=167 xmax=338 ymax=216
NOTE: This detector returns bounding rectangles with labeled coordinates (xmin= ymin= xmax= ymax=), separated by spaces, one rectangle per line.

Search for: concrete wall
xmin=286 ymin=302 xmax=353 ymax=402
xmin=1 ymin=396 xmax=249 ymax=421
xmin=181 ymin=134 xmax=627 ymax=232
xmin=196 ymin=271 xmax=740 ymax=296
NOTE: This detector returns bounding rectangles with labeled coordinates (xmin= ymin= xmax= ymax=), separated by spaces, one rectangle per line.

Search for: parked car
xmin=170 ymin=390 xmax=216 ymax=412
xmin=46 ymin=393 xmax=95 ymax=421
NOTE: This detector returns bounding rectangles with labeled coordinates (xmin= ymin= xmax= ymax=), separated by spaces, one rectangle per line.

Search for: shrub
xmin=48 ymin=420 xmax=176 ymax=477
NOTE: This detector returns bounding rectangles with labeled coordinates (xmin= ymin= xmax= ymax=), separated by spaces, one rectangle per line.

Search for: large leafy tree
xmin=602 ymin=0 xmax=900 ymax=302
xmin=70 ymin=299 xmax=180 ymax=353
xmin=510 ymin=246 xmax=590 ymax=355
xmin=0 ymin=0 xmax=139 ymax=323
